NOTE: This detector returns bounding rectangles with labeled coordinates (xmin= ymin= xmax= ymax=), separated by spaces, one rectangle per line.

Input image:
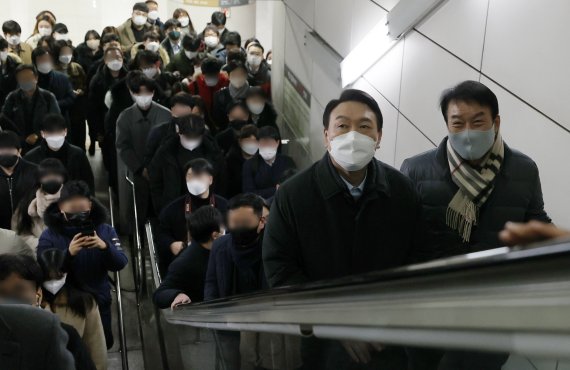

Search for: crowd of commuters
xmin=0 ymin=2 xmax=564 ymax=370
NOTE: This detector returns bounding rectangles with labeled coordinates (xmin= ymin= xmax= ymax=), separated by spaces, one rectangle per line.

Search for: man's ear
xmin=323 ymin=128 xmax=331 ymax=150
xmin=494 ymin=115 xmax=501 ymax=132
xmin=376 ymin=129 xmax=383 ymax=149
xmin=36 ymin=287 xmax=43 ymax=307
xmin=17 ymin=148 xmax=22 ymax=156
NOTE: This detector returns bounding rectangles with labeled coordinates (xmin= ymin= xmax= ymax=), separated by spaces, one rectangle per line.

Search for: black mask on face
xmin=0 ymin=154 xmax=19 ymax=168
xmin=230 ymin=225 xmax=260 ymax=246
xmin=41 ymin=180 xmax=63 ymax=195
xmin=229 ymin=119 xmax=248 ymax=133
xmin=64 ymin=210 xmax=91 ymax=225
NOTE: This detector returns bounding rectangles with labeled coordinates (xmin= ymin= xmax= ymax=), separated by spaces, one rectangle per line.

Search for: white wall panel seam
xmin=478 ymin=0 xmax=492 ymax=73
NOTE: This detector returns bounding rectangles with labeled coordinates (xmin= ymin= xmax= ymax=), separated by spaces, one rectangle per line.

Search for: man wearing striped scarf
xmin=401 ymin=80 xmax=551 ymax=370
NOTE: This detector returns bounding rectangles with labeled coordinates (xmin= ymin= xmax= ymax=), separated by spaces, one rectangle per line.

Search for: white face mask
xmin=0 ymin=51 xmax=7 ymax=63
xmin=180 ymin=136 xmax=202 ymax=151
xmin=45 ymin=135 xmax=66 ymax=150
xmin=107 ymin=59 xmax=123 ymax=71
xmin=8 ymin=35 xmax=20 ymax=45
xmin=241 ymin=142 xmax=258 ymax=156
xmin=184 ymin=50 xmax=198 ymax=60
xmin=178 ymin=16 xmax=190 ymax=27
xmin=142 ymin=67 xmax=158 ymax=79
xmin=146 ymin=41 xmax=160 ymax=52
xmin=247 ymin=102 xmax=264 ymax=115
xmin=53 ymin=33 xmax=69 ymax=41
xmin=186 ymin=179 xmax=209 ymax=196
xmin=38 ymin=27 xmax=52 ymax=37
xmin=148 ymin=10 xmax=159 ymax=21
xmin=204 ymin=76 xmax=219 ymax=87
xmin=204 ymin=36 xmax=219 ymax=48
xmin=259 ymin=147 xmax=277 ymax=161
xmin=58 ymin=55 xmax=72 ymax=64
xmin=133 ymin=15 xmax=148 ymax=26
xmin=86 ymin=39 xmax=100 ymax=50
xmin=247 ymin=54 xmax=262 ymax=67
xmin=230 ymin=76 xmax=247 ymax=89
xmin=133 ymin=93 xmax=153 ymax=109
xmin=43 ymin=274 xmax=67 ymax=295
xmin=329 ymin=131 xmax=377 ymax=172
xmin=36 ymin=62 xmax=53 ymax=74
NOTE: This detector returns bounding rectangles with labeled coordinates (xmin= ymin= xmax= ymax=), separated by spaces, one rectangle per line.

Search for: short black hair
xmin=226 ymin=48 xmax=246 ymax=64
xmin=224 ymin=60 xmax=247 ymax=74
xmin=190 ymin=95 xmax=206 ymax=114
xmin=323 ymin=89 xmax=383 ymax=130
xmin=126 ymin=70 xmax=156 ymax=93
xmin=226 ymin=99 xmax=249 ymax=116
xmin=164 ymin=18 xmax=181 ymax=30
xmin=439 ymin=80 xmax=499 ymax=123
xmin=223 ymin=31 xmax=241 ymax=47
xmin=201 ymin=57 xmax=221 ymax=75
xmin=247 ymin=42 xmax=264 ymax=55
xmin=244 ymin=37 xmax=260 ymax=50
xmin=246 ymin=86 xmax=267 ymax=100
xmin=136 ymin=49 xmax=160 ymax=66
xmin=31 ymin=47 xmax=51 ymax=65
xmin=133 ymin=2 xmax=149 ymax=13
xmin=0 ymin=130 xmax=21 ymax=150
xmin=104 ymin=46 xmax=123 ymax=59
xmin=211 ymin=11 xmax=227 ymax=26
xmin=228 ymin=193 xmax=264 ymax=217
xmin=101 ymin=33 xmax=119 ymax=46
xmin=170 ymin=92 xmax=194 ymax=108
xmin=53 ymin=23 xmax=68 ymax=34
xmin=184 ymin=158 xmax=214 ymax=177
xmin=2 ymin=20 xmax=22 ymax=35
xmin=53 ymin=40 xmax=73 ymax=59
xmin=177 ymin=114 xmax=205 ymax=136
xmin=59 ymin=180 xmax=92 ymax=202
xmin=38 ymin=158 xmax=68 ymax=182
xmin=0 ymin=254 xmax=43 ymax=288
xmin=188 ymin=206 xmax=223 ymax=244
xmin=258 ymin=126 xmax=280 ymax=141
xmin=40 ymin=113 xmax=67 ymax=132
xmin=15 ymin=63 xmax=38 ymax=77
xmin=0 ymin=38 xmax=8 ymax=50
xmin=238 ymin=124 xmax=258 ymax=140
xmin=84 ymin=29 xmax=100 ymax=42
xmin=142 ymin=31 xmax=160 ymax=42
xmin=181 ymin=34 xmax=201 ymax=52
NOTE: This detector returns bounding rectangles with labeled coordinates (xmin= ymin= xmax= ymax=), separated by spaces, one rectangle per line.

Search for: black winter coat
xmin=37 ymin=70 xmax=75 ymax=115
xmin=263 ymin=153 xmax=423 ymax=287
xmin=0 ymin=158 xmax=38 ymax=229
xmin=148 ymin=135 xmax=226 ymax=212
xmin=400 ymin=138 xmax=551 ymax=261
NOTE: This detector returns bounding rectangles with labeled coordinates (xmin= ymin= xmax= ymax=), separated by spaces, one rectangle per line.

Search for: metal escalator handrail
xmin=109 ymin=187 xmax=129 ymax=370
xmin=125 ymin=175 xmax=144 ymax=297
xmin=163 ymin=239 xmax=570 ymax=359
xmin=145 ymin=222 xmax=162 ymax=289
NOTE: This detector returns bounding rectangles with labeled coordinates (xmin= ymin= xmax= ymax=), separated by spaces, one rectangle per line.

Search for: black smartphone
xmin=79 ymin=223 xmax=95 ymax=237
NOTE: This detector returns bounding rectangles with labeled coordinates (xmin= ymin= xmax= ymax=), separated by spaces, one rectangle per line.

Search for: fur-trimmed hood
xmin=43 ymin=197 xmax=109 ymax=234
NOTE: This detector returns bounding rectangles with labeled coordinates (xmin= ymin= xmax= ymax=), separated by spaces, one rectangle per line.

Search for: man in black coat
xmin=0 ymin=131 xmax=38 ymax=229
xmin=2 ymin=64 xmax=60 ymax=153
xmin=24 ymin=113 xmax=95 ymax=193
xmin=263 ymin=89 xmax=423 ymax=369
xmin=401 ymin=81 xmax=551 ymax=370
xmin=0 ymin=37 xmax=20 ymax=107
xmin=153 ymin=206 xmax=225 ymax=308
xmin=32 ymin=47 xmax=75 ymax=116
xmin=148 ymin=114 xmax=226 ymax=212
xmin=155 ymin=158 xmax=228 ymax=274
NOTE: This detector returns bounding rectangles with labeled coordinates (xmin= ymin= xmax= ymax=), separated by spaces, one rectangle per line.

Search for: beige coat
xmin=0 ymin=228 xmax=34 ymax=257
xmin=45 ymin=292 xmax=108 ymax=370
xmin=117 ymin=18 xmax=152 ymax=53
xmin=130 ymin=42 xmax=170 ymax=66
xmin=12 ymin=189 xmax=60 ymax=251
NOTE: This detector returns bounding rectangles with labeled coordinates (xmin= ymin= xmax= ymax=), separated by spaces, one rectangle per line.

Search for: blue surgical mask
xmin=448 ymin=125 xmax=496 ymax=160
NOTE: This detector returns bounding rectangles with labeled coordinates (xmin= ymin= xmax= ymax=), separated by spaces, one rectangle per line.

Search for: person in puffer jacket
xmin=37 ymin=180 xmax=128 ymax=349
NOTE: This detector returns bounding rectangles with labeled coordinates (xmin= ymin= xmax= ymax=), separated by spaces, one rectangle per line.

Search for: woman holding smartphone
xmin=37 ymin=180 xmax=128 ymax=350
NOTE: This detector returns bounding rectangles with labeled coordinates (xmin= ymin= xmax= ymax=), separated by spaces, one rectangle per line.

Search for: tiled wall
xmin=277 ymin=0 xmax=570 ymax=229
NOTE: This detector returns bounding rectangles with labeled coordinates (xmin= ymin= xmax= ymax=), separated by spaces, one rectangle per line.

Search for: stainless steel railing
xmin=125 ymin=176 xmax=144 ymax=297
xmin=108 ymin=187 xmax=129 ymax=370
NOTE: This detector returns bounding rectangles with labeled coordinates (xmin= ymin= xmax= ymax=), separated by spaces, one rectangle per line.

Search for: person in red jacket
xmin=184 ymin=57 xmax=228 ymax=130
